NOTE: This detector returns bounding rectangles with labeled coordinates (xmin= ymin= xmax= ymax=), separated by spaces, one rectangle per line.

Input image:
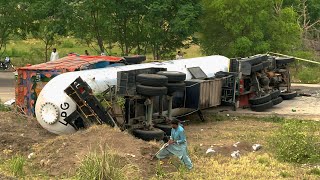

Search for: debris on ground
xmin=233 ymin=142 xmax=240 ymax=147
xmin=4 ymin=99 xmax=15 ymax=106
xmin=252 ymin=144 xmax=262 ymax=151
xmin=231 ymin=150 xmax=241 ymax=159
xmin=206 ymin=147 xmax=216 ymax=154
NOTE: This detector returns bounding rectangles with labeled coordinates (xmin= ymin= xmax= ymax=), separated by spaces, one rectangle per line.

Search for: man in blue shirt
xmin=156 ymin=119 xmax=193 ymax=170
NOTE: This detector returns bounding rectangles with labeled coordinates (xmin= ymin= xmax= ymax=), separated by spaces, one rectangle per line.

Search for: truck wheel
xmin=251 ymin=101 xmax=273 ymax=112
xmin=242 ymin=56 xmax=263 ymax=65
xmin=249 ymin=94 xmax=271 ymax=105
xmin=167 ymin=82 xmax=186 ymax=95
xmin=157 ymin=71 xmax=186 ymax=83
xmin=272 ymin=97 xmax=283 ymax=106
xmin=280 ymin=91 xmax=297 ymax=100
xmin=251 ymin=63 xmax=264 ymax=72
xmin=270 ymin=90 xmax=280 ymax=99
xmin=132 ymin=128 xmax=164 ymax=141
xmin=136 ymin=85 xmax=167 ymax=96
xmin=154 ymin=124 xmax=171 ymax=136
xmin=276 ymin=58 xmax=295 ymax=65
xmin=124 ymin=55 xmax=146 ymax=64
xmin=136 ymin=74 xmax=168 ymax=87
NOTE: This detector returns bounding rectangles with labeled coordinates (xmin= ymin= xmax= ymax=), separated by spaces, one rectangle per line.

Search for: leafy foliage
xmin=269 ymin=120 xmax=320 ymax=164
xmin=200 ymin=0 xmax=301 ymax=57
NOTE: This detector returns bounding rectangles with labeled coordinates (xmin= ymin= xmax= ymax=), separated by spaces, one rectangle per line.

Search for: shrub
xmin=7 ymin=155 xmax=26 ymax=177
xmin=269 ymin=120 xmax=320 ymax=163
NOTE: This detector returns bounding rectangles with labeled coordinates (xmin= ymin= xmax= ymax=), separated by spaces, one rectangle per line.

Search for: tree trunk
xmin=45 ymin=43 xmax=48 ymax=62
xmin=97 ymin=36 xmax=105 ymax=54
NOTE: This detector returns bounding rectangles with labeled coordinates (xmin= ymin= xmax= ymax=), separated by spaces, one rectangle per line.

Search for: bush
xmin=7 ymin=155 xmax=26 ymax=177
xmin=269 ymin=120 xmax=320 ymax=163
xmin=297 ymin=66 xmax=320 ymax=84
xmin=76 ymin=146 xmax=138 ymax=180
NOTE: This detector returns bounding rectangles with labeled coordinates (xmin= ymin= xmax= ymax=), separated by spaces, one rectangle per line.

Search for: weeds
xmin=269 ymin=120 xmax=320 ymax=163
xmin=76 ymin=145 xmax=138 ymax=180
xmin=7 ymin=155 xmax=26 ymax=177
xmin=308 ymin=167 xmax=320 ymax=176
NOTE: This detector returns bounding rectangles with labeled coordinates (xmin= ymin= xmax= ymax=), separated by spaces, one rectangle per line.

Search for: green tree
xmin=145 ymin=0 xmax=202 ymax=59
xmin=69 ymin=0 xmax=115 ymax=55
xmin=200 ymin=0 xmax=301 ymax=57
xmin=29 ymin=0 xmax=72 ymax=61
xmin=0 ymin=0 xmax=27 ymax=57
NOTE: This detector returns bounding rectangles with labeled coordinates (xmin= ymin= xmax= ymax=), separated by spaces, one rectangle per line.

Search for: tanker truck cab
xmin=35 ymin=55 xmax=232 ymax=139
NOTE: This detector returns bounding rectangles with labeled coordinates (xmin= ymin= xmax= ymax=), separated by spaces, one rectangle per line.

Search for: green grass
xmin=6 ymin=155 xmax=26 ymax=177
xmin=76 ymin=145 xmax=139 ymax=180
xmin=2 ymin=38 xmax=203 ymax=68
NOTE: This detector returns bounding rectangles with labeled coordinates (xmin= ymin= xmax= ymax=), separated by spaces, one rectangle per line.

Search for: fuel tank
xmin=35 ymin=55 xmax=230 ymax=134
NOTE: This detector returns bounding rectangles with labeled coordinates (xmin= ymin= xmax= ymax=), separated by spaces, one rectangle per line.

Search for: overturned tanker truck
xmin=35 ymin=55 xmax=232 ymax=139
xmin=35 ymin=54 xmax=295 ymax=140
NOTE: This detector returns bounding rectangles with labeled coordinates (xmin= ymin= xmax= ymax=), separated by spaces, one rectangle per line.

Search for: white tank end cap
xmin=40 ymin=102 xmax=59 ymax=125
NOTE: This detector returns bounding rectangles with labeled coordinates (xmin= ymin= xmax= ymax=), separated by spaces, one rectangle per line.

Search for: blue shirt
xmin=170 ymin=125 xmax=187 ymax=145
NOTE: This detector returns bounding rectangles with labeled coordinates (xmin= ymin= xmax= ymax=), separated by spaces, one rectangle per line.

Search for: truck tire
xmin=276 ymin=58 xmax=295 ymax=65
xmin=136 ymin=74 xmax=168 ymax=86
xmin=132 ymin=128 xmax=164 ymax=141
xmin=272 ymin=97 xmax=283 ymax=106
xmin=270 ymin=90 xmax=280 ymax=99
xmin=136 ymin=85 xmax=167 ymax=96
xmin=251 ymin=63 xmax=264 ymax=72
xmin=242 ymin=56 xmax=263 ymax=65
xmin=167 ymin=82 xmax=186 ymax=95
xmin=251 ymin=101 xmax=273 ymax=112
xmin=124 ymin=55 xmax=146 ymax=64
xmin=157 ymin=71 xmax=186 ymax=83
xmin=249 ymin=94 xmax=271 ymax=105
xmin=154 ymin=124 xmax=171 ymax=136
xmin=280 ymin=91 xmax=297 ymax=100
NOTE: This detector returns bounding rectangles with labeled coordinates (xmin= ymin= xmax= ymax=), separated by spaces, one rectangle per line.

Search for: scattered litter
xmin=200 ymin=129 xmax=204 ymax=132
xmin=252 ymin=144 xmax=262 ymax=151
xmin=126 ymin=153 xmax=136 ymax=158
xmin=20 ymin=134 xmax=24 ymax=137
xmin=4 ymin=99 xmax=15 ymax=106
xmin=231 ymin=150 xmax=241 ymax=159
xmin=233 ymin=142 xmax=240 ymax=147
xmin=200 ymin=144 xmax=203 ymax=147
xmin=226 ymin=114 xmax=230 ymax=117
xmin=206 ymin=148 xmax=216 ymax=154
xmin=28 ymin=153 xmax=34 ymax=159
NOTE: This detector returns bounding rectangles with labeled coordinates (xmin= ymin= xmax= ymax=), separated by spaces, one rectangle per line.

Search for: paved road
xmin=0 ymin=71 xmax=15 ymax=102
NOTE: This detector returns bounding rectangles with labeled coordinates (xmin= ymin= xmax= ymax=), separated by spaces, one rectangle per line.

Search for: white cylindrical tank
xmin=35 ymin=55 xmax=230 ymax=134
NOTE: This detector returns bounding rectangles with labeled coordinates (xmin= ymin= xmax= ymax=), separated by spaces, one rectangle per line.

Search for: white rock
xmin=126 ymin=153 xmax=136 ymax=158
xmin=200 ymin=144 xmax=203 ymax=147
xmin=200 ymin=129 xmax=204 ymax=132
xmin=28 ymin=153 xmax=34 ymax=159
xmin=206 ymin=148 xmax=216 ymax=154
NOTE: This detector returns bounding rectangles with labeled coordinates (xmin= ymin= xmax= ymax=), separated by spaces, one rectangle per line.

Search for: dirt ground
xmin=0 ymin=110 xmax=274 ymax=179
